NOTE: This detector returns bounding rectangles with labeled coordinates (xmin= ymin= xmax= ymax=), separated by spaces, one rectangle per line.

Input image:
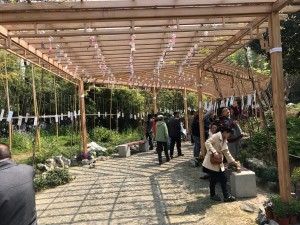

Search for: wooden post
xmin=31 ymin=65 xmax=41 ymax=152
xmin=4 ymin=52 xmax=12 ymax=149
xmin=183 ymin=88 xmax=189 ymax=134
xmin=79 ymin=80 xmax=88 ymax=156
xmin=109 ymin=88 xmax=113 ymax=130
xmin=196 ymin=68 xmax=206 ymax=157
xmin=152 ymin=86 xmax=157 ymax=114
xmin=53 ymin=76 xmax=59 ymax=143
xmin=269 ymin=13 xmax=291 ymax=202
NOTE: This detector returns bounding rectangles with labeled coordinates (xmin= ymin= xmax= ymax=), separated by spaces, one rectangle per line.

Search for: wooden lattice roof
xmin=0 ymin=0 xmax=299 ymax=97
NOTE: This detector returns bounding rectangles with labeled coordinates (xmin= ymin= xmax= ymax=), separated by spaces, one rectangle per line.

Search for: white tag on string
xmin=137 ymin=113 xmax=140 ymax=118
xmin=98 ymin=112 xmax=100 ymax=117
xmin=25 ymin=113 xmax=29 ymax=123
xmin=70 ymin=112 xmax=73 ymax=121
xmin=105 ymin=112 xmax=107 ymax=117
xmin=0 ymin=109 xmax=4 ymax=121
xmin=220 ymin=100 xmax=225 ymax=107
xmin=55 ymin=115 xmax=58 ymax=123
xmin=68 ymin=111 xmax=70 ymax=118
xmin=7 ymin=111 xmax=13 ymax=122
xmin=78 ymin=110 xmax=80 ymax=115
xmin=241 ymin=95 xmax=244 ymax=108
xmin=247 ymin=94 xmax=252 ymax=106
xmin=198 ymin=101 xmax=202 ymax=109
xmin=134 ymin=115 xmax=136 ymax=120
xmin=74 ymin=111 xmax=77 ymax=119
xmin=253 ymin=90 xmax=256 ymax=103
xmin=204 ymin=102 xmax=208 ymax=110
xmin=17 ymin=116 xmax=23 ymax=126
xmin=61 ymin=113 xmax=64 ymax=120
xmin=226 ymin=98 xmax=229 ymax=107
xmin=230 ymin=96 xmax=234 ymax=106
xmin=122 ymin=113 xmax=124 ymax=118
xmin=33 ymin=116 xmax=38 ymax=126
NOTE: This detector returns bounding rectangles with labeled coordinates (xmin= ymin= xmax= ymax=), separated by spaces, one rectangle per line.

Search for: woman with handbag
xmin=202 ymin=126 xmax=239 ymax=202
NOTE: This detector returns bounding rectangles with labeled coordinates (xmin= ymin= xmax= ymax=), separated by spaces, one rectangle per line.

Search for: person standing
xmin=202 ymin=127 xmax=239 ymax=202
xmin=188 ymin=110 xmax=195 ymax=144
xmin=155 ymin=115 xmax=170 ymax=165
xmin=146 ymin=114 xmax=154 ymax=150
xmin=168 ymin=111 xmax=184 ymax=158
xmin=0 ymin=143 xmax=37 ymax=225
xmin=219 ymin=107 xmax=243 ymax=158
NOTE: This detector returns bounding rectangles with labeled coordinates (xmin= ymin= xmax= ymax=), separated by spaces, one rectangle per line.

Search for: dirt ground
xmin=36 ymin=142 xmax=269 ymax=225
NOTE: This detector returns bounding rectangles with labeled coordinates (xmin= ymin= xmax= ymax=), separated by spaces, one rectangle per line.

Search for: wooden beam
xmin=8 ymin=26 xmax=252 ymax=38
xmin=0 ymin=1 xmax=277 ymax=12
xmin=79 ymin=80 xmax=88 ymax=156
xmin=269 ymin=12 xmax=291 ymax=202
xmin=0 ymin=6 xmax=272 ymax=23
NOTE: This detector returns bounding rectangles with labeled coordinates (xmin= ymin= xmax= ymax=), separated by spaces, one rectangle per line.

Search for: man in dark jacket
xmin=0 ymin=143 xmax=37 ymax=225
xmin=167 ymin=112 xmax=184 ymax=158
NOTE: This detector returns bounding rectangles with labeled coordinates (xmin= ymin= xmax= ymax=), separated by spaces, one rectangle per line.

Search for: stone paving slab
xmin=36 ymin=142 xmax=268 ymax=225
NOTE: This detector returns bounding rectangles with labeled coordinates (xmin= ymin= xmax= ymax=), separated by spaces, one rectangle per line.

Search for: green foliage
xmin=11 ymin=132 xmax=33 ymax=154
xmin=291 ymin=167 xmax=300 ymax=183
xmin=34 ymin=168 xmax=73 ymax=192
xmin=289 ymin=199 xmax=300 ymax=216
xmin=272 ymin=199 xmax=290 ymax=218
xmin=90 ymin=127 xmax=117 ymax=142
xmin=225 ymin=48 xmax=270 ymax=75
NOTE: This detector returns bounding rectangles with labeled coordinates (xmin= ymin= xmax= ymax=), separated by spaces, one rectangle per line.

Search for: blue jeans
xmin=193 ymin=135 xmax=200 ymax=157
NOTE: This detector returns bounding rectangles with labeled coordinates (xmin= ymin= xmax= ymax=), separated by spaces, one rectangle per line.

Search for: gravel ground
xmin=36 ymin=142 xmax=268 ymax=225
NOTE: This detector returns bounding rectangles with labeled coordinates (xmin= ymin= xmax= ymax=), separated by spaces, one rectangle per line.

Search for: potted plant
xmin=292 ymin=167 xmax=300 ymax=200
xmin=289 ymin=200 xmax=299 ymax=224
xmin=273 ymin=200 xmax=290 ymax=225
xmin=263 ymin=198 xmax=274 ymax=219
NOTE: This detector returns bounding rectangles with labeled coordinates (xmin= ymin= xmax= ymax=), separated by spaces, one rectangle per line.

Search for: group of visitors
xmin=146 ymin=101 xmax=244 ymax=202
xmin=146 ymin=112 xmax=185 ymax=165
xmin=189 ymin=101 xmax=244 ymax=202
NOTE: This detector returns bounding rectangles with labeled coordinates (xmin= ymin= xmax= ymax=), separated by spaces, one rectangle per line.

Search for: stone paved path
xmin=36 ymin=142 xmax=268 ymax=225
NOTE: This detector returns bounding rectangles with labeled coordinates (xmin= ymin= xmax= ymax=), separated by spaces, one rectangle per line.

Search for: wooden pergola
xmin=1 ymin=0 xmax=299 ymax=202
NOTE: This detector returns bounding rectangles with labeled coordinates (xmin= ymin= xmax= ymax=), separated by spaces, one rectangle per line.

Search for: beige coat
xmin=202 ymin=132 xmax=235 ymax=172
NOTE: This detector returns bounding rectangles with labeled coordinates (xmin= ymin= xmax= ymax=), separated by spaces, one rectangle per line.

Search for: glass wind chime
xmin=152 ymin=34 xmax=176 ymax=87
xmin=129 ymin=34 xmax=136 ymax=81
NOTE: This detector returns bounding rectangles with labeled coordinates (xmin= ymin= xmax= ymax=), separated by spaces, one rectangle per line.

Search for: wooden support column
xmin=152 ymin=86 xmax=157 ymax=114
xmin=109 ymin=88 xmax=113 ymax=130
xmin=53 ymin=76 xmax=59 ymax=143
xmin=269 ymin=12 xmax=291 ymax=202
xmin=4 ymin=52 xmax=12 ymax=149
xmin=79 ymin=80 xmax=88 ymax=156
xmin=31 ymin=65 xmax=41 ymax=155
xmin=196 ymin=68 xmax=206 ymax=157
xmin=183 ymin=88 xmax=189 ymax=134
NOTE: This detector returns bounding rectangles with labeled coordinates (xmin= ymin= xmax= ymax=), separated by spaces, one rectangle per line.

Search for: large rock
xmin=82 ymin=159 xmax=89 ymax=165
xmin=87 ymin=142 xmax=107 ymax=152
xmin=54 ymin=156 xmax=64 ymax=168
xmin=244 ymin=158 xmax=266 ymax=171
xmin=37 ymin=163 xmax=50 ymax=171
xmin=61 ymin=156 xmax=71 ymax=167
xmin=45 ymin=158 xmax=56 ymax=168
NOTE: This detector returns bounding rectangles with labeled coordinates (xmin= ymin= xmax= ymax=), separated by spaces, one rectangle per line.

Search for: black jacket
xmin=0 ymin=159 xmax=37 ymax=225
xmin=167 ymin=117 xmax=181 ymax=138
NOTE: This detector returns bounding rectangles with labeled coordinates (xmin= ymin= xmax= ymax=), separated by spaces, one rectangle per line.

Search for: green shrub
xmin=34 ymin=168 xmax=73 ymax=192
xmin=90 ymin=127 xmax=118 ymax=142
xmin=292 ymin=167 xmax=300 ymax=183
xmin=11 ymin=132 xmax=33 ymax=154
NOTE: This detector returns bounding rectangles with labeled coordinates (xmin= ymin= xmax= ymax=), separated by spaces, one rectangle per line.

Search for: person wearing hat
xmin=155 ymin=115 xmax=170 ymax=165
xmin=202 ymin=126 xmax=239 ymax=202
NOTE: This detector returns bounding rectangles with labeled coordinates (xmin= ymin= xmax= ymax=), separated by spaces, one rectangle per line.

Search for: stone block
xmin=139 ymin=141 xmax=149 ymax=152
xmin=117 ymin=144 xmax=130 ymax=157
xmin=230 ymin=170 xmax=257 ymax=198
